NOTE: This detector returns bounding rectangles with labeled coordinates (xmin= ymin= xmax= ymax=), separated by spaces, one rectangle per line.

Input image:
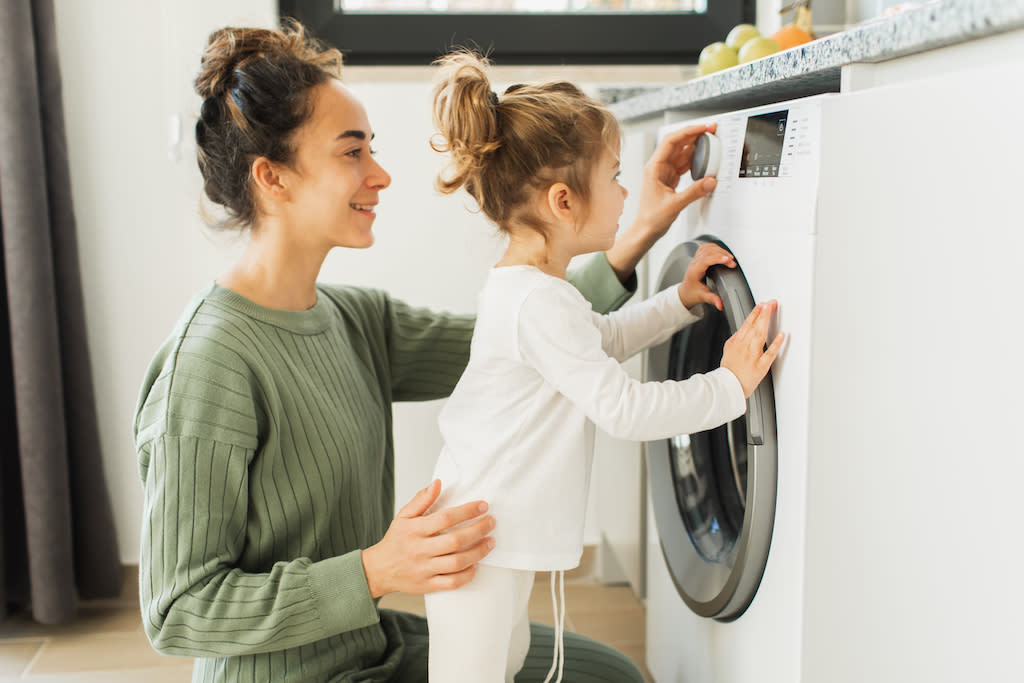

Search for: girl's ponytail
xmin=431 ymin=51 xmax=502 ymax=196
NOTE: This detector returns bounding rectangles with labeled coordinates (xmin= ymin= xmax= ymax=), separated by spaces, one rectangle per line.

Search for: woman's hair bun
xmin=191 ymin=20 xmax=344 ymax=231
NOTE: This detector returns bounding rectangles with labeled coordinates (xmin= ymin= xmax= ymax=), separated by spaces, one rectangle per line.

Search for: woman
xmin=134 ymin=21 xmax=719 ymax=683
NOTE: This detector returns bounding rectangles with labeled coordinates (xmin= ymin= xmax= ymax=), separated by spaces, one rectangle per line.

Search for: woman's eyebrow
xmin=336 ymin=130 xmax=375 ymax=140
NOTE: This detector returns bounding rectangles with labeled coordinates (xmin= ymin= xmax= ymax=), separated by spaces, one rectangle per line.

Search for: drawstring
xmin=542 ymin=570 xmax=566 ymax=683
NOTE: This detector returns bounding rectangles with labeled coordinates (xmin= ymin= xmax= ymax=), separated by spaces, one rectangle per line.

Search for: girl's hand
xmin=721 ymin=300 xmax=786 ymax=398
xmin=361 ymin=479 xmax=494 ymax=598
xmin=605 ymin=123 xmax=719 ymax=282
xmin=677 ymin=243 xmax=736 ymax=310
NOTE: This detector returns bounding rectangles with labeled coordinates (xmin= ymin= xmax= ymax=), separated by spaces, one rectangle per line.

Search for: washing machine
xmin=644 ymin=94 xmax=826 ymax=683
xmin=642 ymin=55 xmax=1024 ymax=683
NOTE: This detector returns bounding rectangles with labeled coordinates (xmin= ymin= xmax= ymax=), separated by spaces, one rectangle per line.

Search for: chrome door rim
xmin=645 ymin=237 xmax=778 ymax=622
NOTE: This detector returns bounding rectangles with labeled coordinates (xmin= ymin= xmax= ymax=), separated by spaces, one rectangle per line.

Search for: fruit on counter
xmin=738 ymin=37 xmax=781 ymax=63
xmin=724 ymin=23 xmax=761 ymax=50
xmin=698 ymin=42 xmax=739 ymax=76
xmin=771 ymin=24 xmax=813 ymax=50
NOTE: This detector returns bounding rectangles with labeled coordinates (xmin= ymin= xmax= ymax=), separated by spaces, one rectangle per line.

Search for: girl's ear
xmin=544 ymin=182 xmax=576 ymax=225
xmin=251 ymin=156 xmax=287 ymax=203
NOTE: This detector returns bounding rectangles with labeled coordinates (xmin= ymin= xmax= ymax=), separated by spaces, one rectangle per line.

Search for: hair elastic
xmin=489 ymin=91 xmax=499 ymax=109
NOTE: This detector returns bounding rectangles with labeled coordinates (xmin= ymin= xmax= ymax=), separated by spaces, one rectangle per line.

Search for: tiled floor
xmin=0 ymin=565 xmax=652 ymax=682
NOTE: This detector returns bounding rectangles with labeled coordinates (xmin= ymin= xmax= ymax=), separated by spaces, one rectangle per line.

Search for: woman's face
xmin=280 ymin=79 xmax=391 ymax=250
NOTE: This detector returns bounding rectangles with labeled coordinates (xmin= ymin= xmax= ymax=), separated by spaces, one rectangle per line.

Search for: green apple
xmin=698 ymin=42 xmax=739 ymax=75
xmin=738 ymin=36 xmax=781 ymax=63
xmin=725 ymin=23 xmax=761 ymax=50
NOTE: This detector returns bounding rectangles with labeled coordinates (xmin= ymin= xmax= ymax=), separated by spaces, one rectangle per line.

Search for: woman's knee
xmin=518 ymin=623 xmax=645 ymax=683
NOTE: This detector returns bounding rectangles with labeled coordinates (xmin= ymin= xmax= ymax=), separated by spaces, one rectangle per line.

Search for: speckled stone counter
xmin=608 ymin=0 xmax=1024 ymax=121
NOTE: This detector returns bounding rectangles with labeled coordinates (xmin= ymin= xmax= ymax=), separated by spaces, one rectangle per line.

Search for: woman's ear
xmin=544 ymin=182 xmax=576 ymax=226
xmin=251 ymin=156 xmax=287 ymax=203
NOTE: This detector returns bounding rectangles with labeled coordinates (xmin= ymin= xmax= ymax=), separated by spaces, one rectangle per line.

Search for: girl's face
xmin=578 ymin=145 xmax=628 ymax=252
xmin=279 ymin=79 xmax=391 ymax=250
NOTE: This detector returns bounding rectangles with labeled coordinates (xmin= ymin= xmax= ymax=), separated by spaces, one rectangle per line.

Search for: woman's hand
xmin=361 ymin=480 xmax=494 ymax=598
xmin=721 ymin=300 xmax=786 ymax=398
xmin=606 ymin=123 xmax=719 ymax=282
xmin=677 ymin=243 xmax=736 ymax=310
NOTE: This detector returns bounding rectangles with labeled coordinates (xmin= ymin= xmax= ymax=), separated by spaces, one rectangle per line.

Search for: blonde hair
xmin=431 ymin=50 xmax=620 ymax=237
xmin=194 ymin=19 xmax=344 ymax=230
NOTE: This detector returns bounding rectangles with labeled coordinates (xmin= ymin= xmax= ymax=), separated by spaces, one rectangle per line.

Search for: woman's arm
xmin=604 ymin=123 xmax=720 ymax=283
xmin=138 ymin=435 xmax=382 ymax=657
xmin=135 ymin=335 xmax=381 ymax=657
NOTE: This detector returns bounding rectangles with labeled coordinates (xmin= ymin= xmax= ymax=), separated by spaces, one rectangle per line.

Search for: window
xmin=280 ymin=0 xmax=754 ymax=65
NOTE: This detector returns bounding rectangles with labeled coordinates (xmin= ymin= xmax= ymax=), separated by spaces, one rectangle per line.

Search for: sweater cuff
xmin=709 ymin=366 xmax=749 ymax=421
xmin=570 ymin=252 xmax=637 ymax=314
xmin=308 ymin=550 xmax=380 ymax=636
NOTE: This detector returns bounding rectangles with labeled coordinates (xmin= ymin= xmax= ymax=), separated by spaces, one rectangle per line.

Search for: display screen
xmin=739 ymin=110 xmax=788 ymax=178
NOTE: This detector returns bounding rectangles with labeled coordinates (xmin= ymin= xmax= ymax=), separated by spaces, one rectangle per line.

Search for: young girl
xmin=423 ymin=52 xmax=784 ymax=683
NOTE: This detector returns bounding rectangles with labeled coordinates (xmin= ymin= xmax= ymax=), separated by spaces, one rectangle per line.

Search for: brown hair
xmin=431 ymin=51 xmax=620 ymax=237
xmin=193 ymin=20 xmax=343 ymax=230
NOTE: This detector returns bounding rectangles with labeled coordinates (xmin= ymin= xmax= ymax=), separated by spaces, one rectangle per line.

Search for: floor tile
xmin=0 ymin=639 xmax=44 ymax=676
xmin=26 ymin=631 xmax=185 ymax=675
xmin=569 ymin=608 xmax=646 ymax=647
xmin=17 ymin=666 xmax=193 ymax=682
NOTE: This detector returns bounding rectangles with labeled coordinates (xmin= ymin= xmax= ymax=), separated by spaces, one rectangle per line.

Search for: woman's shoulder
xmin=133 ymin=286 xmax=264 ymax=448
xmin=317 ymin=283 xmax=390 ymax=317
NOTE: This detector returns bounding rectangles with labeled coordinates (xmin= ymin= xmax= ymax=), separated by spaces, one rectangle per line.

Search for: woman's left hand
xmin=605 ymin=123 xmax=719 ymax=282
xmin=677 ymin=242 xmax=736 ymax=310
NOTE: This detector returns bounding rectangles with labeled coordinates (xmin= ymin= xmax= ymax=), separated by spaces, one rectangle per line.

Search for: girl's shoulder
xmin=485 ymin=266 xmax=587 ymax=309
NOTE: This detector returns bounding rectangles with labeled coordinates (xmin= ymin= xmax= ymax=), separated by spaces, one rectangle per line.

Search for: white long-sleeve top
xmin=433 ymin=266 xmax=746 ymax=570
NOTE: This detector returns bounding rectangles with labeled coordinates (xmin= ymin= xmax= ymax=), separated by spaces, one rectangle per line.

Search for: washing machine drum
xmin=646 ymin=237 xmax=778 ymax=622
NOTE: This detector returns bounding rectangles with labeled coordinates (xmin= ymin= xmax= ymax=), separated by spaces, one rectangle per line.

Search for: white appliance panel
xmin=646 ymin=95 xmax=831 ymax=683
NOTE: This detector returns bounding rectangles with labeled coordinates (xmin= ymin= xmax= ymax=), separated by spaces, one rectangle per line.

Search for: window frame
xmin=279 ymin=0 xmax=755 ymax=66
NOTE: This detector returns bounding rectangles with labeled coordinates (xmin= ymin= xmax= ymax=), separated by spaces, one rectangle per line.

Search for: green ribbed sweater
xmin=134 ymin=255 xmax=634 ymax=683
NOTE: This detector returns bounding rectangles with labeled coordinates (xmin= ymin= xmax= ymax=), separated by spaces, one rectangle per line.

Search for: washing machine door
xmin=645 ymin=237 xmax=778 ymax=621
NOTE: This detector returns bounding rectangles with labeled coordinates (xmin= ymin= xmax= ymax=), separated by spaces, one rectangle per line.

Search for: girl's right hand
xmin=361 ymin=479 xmax=495 ymax=598
xmin=720 ymin=300 xmax=786 ymax=398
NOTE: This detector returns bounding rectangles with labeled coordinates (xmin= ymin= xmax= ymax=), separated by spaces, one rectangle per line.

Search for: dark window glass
xmin=280 ymin=0 xmax=755 ymax=65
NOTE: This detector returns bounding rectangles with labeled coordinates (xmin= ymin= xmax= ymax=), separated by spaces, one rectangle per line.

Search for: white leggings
xmin=425 ymin=565 xmax=534 ymax=683
xmin=425 ymin=565 xmax=567 ymax=683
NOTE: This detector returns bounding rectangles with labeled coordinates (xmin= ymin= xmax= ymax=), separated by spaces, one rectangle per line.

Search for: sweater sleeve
xmin=567 ymin=251 xmax=638 ymax=314
xmin=383 ymin=297 xmax=476 ymax=402
xmin=592 ymin=286 xmax=703 ymax=362
xmin=138 ymin=434 xmax=380 ymax=657
xmin=517 ymin=284 xmax=747 ymax=441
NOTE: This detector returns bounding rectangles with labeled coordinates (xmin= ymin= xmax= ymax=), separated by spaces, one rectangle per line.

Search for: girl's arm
xmin=376 ymin=255 xmax=636 ymax=403
xmin=593 ymin=243 xmax=738 ymax=360
xmin=592 ymin=286 xmax=702 ymax=362
xmin=518 ymin=283 xmax=745 ymax=442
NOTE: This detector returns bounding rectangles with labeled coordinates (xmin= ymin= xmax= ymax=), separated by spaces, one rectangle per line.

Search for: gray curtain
xmin=0 ymin=0 xmax=121 ymax=623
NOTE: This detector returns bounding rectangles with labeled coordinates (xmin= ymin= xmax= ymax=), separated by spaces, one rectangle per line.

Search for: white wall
xmin=53 ymin=0 xmax=685 ymax=564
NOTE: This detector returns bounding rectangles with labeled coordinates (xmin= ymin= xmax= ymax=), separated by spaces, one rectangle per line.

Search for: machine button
xmin=691 ymin=132 xmax=722 ymax=180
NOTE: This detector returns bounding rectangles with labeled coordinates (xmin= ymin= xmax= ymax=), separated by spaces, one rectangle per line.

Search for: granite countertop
xmin=608 ymin=0 xmax=1024 ymax=121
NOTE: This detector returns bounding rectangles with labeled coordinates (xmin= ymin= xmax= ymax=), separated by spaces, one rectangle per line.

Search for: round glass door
xmin=645 ymin=237 xmax=778 ymax=621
